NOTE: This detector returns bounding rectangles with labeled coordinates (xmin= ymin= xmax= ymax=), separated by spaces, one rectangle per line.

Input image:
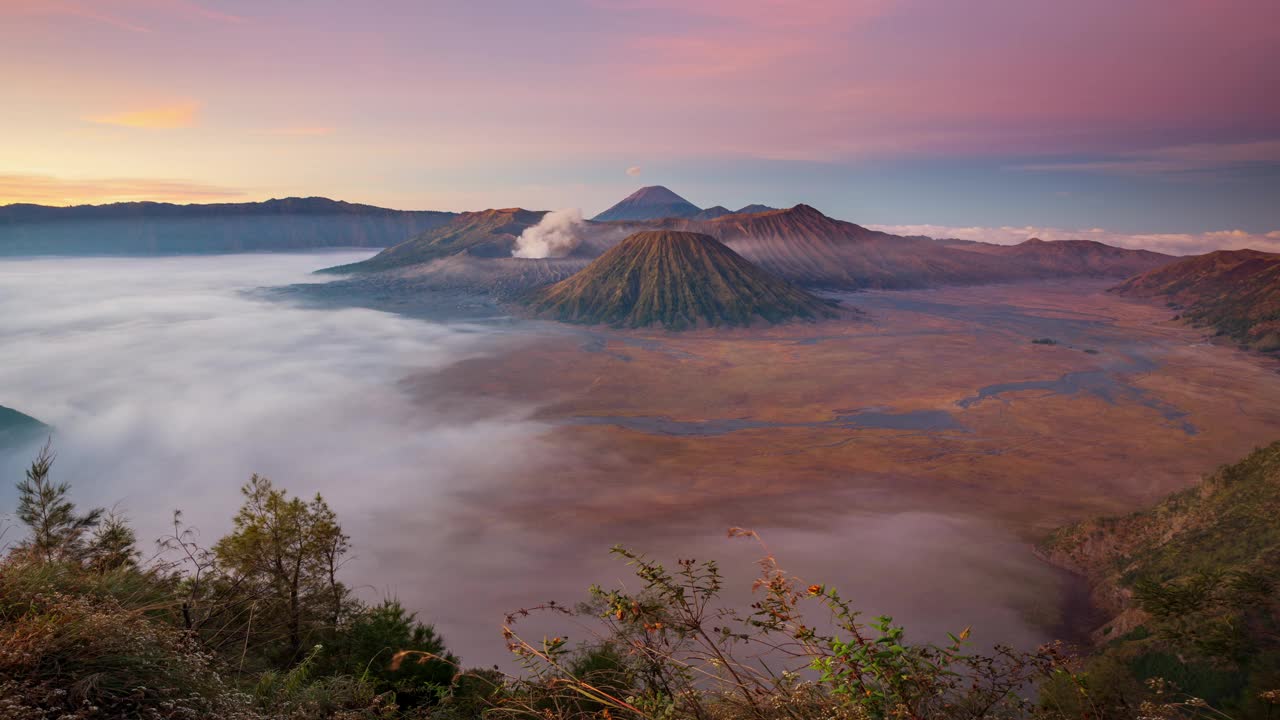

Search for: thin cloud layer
xmin=86 ymin=101 xmax=200 ymax=129
xmin=0 ymin=173 xmax=246 ymax=205
xmin=1016 ymin=140 xmax=1280 ymax=176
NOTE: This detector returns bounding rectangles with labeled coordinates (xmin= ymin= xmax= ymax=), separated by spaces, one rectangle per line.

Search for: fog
xmin=0 ymin=252 xmax=1069 ymax=665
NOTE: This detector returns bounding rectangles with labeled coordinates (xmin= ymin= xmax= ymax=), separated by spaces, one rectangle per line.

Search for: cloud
xmin=512 ymin=208 xmax=587 ymax=258
xmin=86 ymin=102 xmax=200 ymax=129
xmin=5 ymin=0 xmax=245 ymax=31
xmin=625 ymin=165 xmax=642 ymax=177
xmin=0 ymin=173 xmax=246 ymax=205
xmin=1015 ymin=139 xmax=1280 ymax=176
xmin=869 ymin=223 xmax=1280 ymax=256
xmin=263 ymin=126 xmax=337 ymax=137
xmin=0 ymin=253 xmax=553 ymax=664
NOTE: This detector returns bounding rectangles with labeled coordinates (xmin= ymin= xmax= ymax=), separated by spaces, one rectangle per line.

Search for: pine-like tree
xmin=15 ymin=443 xmax=104 ymax=562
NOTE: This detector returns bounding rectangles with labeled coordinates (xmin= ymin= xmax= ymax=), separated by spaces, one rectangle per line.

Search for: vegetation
xmin=1113 ymin=249 xmax=1280 ymax=350
xmin=2 ymin=443 xmax=1277 ymax=718
xmin=1043 ymin=441 xmax=1280 ymax=718
xmin=0 ymin=405 xmax=46 ymax=449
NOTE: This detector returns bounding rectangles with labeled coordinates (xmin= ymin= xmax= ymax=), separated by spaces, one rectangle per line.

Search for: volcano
xmin=592 ymin=186 xmax=701 ymax=222
xmin=325 ymin=208 xmax=547 ymax=273
xmin=527 ymin=230 xmax=835 ymax=329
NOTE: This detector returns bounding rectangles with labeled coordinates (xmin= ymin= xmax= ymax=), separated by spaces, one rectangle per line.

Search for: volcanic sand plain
xmin=414 ymin=280 xmax=1280 ymax=539
xmin=395 ymin=279 xmax=1280 ymax=651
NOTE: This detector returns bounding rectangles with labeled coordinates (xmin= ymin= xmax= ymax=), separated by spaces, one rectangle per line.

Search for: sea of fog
xmin=0 ymin=252 xmax=1071 ymax=665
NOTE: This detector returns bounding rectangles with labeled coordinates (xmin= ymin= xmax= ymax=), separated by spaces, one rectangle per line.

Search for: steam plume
xmin=512 ymin=209 xmax=587 ymax=259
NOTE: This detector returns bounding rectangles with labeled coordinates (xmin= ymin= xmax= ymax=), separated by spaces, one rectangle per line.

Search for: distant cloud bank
xmin=85 ymin=101 xmax=201 ymax=129
xmin=0 ymin=173 xmax=247 ymax=205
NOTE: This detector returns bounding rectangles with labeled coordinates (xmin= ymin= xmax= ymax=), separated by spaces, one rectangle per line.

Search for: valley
xmin=376 ymin=278 xmax=1280 ymax=661
xmin=414 ymin=280 xmax=1280 ymax=540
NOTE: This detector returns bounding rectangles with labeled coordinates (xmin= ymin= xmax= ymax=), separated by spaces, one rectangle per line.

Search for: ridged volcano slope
xmin=323 ymin=208 xmax=547 ymax=273
xmin=527 ymin=231 xmax=835 ymax=329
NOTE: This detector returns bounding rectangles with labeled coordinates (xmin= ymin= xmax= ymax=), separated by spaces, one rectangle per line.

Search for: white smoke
xmin=512 ymin=208 xmax=587 ymax=259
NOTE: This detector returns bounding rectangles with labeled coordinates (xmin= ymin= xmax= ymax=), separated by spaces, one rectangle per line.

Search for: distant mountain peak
xmin=625 ymin=185 xmax=691 ymax=203
xmin=592 ymin=186 xmax=701 ymax=222
xmin=785 ymin=203 xmax=825 ymax=217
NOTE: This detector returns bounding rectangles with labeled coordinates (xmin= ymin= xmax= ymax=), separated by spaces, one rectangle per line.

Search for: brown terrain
xmin=1114 ymin=248 xmax=1280 ymax=351
xmin=393 ymin=279 xmax=1280 ymax=653
xmin=410 ymin=277 xmax=1280 ymax=545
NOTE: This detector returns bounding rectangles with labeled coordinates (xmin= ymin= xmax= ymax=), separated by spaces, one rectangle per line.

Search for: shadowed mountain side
xmin=323 ymin=208 xmax=549 ymax=273
xmin=0 ymin=404 xmax=47 ymax=449
xmin=693 ymin=205 xmax=733 ymax=220
xmin=1113 ymin=249 xmax=1280 ymax=351
xmin=526 ymin=230 xmax=838 ymax=330
xmin=943 ymin=238 xmax=1172 ymax=278
xmin=379 ymin=254 xmax=591 ymax=299
xmin=0 ymin=197 xmax=454 ymax=255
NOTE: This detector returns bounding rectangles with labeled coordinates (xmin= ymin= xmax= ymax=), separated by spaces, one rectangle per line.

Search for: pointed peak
xmin=593 ymin=186 xmax=701 ymax=222
xmin=622 ymin=185 xmax=693 ymax=204
xmin=779 ymin=203 xmax=829 ymax=219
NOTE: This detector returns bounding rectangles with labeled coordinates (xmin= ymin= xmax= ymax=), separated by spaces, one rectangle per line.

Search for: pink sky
xmin=1 ymin=0 xmax=1277 ymax=246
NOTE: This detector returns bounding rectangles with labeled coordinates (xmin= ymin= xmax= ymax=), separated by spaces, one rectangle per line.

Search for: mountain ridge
xmin=1112 ymin=248 xmax=1280 ymax=351
xmin=0 ymin=197 xmax=455 ymax=255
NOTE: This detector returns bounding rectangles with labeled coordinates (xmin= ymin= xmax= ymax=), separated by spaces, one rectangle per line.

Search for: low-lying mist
xmin=0 ymin=252 xmax=1069 ymax=665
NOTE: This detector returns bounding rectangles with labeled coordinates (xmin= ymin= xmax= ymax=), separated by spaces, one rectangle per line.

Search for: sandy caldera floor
xmin=392 ymin=279 xmax=1280 ymax=657
xmin=418 ymin=279 xmax=1280 ymax=537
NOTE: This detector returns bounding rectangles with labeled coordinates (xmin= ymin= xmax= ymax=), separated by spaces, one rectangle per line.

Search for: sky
xmin=2 ymin=0 xmax=1278 ymax=250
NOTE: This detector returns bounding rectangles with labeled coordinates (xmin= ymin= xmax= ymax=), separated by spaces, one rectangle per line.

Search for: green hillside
xmin=1043 ymin=442 xmax=1280 ymax=716
xmin=0 ymin=405 xmax=46 ymax=449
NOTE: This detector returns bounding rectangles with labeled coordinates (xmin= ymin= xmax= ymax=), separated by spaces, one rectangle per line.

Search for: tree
xmin=86 ymin=510 xmax=140 ymax=573
xmin=213 ymin=475 xmax=351 ymax=664
xmin=14 ymin=443 xmax=103 ymax=562
xmin=336 ymin=599 xmax=458 ymax=709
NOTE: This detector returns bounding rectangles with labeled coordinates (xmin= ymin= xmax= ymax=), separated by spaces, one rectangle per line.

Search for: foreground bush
xmin=0 ymin=559 xmax=251 ymax=719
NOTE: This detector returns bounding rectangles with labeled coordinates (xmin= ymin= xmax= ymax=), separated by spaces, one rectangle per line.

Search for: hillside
xmin=0 ymin=404 xmax=46 ymax=449
xmin=0 ymin=197 xmax=454 ymax=255
xmin=693 ymin=205 xmax=733 ymax=220
xmin=1113 ymin=249 xmax=1280 ymax=351
xmin=685 ymin=205 xmax=1172 ymax=289
xmin=526 ymin=230 xmax=836 ymax=329
xmin=324 ymin=208 xmax=548 ymax=273
xmin=672 ymin=205 xmax=1014 ymax=289
xmin=592 ymin=186 xmax=701 ymax=222
xmin=1041 ymin=442 xmax=1280 ymax=713
xmin=946 ymin=238 xmax=1172 ymax=278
